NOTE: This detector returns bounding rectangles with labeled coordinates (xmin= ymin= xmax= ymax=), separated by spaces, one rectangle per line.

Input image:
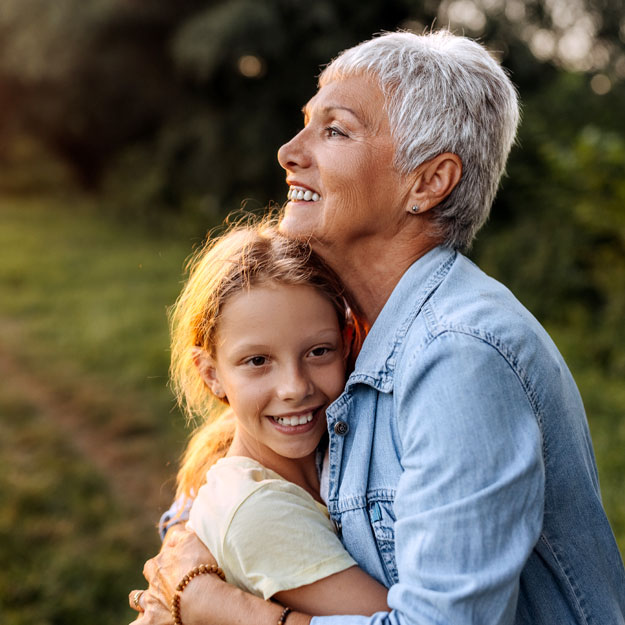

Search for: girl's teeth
xmin=303 ymin=190 xmax=312 ymax=201
xmin=273 ymin=413 xmax=314 ymax=426
xmin=312 ymin=192 xmax=320 ymax=201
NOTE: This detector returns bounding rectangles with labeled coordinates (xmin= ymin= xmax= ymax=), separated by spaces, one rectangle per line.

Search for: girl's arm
xmin=274 ymin=566 xmax=388 ymax=616
xmin=187 ymin=466 xmax=389 ymax=617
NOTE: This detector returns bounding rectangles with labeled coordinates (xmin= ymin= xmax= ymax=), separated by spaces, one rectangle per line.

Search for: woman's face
xmin=278 ymin=74 xmax=413 ymax=251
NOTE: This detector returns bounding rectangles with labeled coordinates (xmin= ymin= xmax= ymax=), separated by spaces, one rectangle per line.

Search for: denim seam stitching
xmin=415 ymin=320 xmax=546 ymax=435
xmin=539 ymin=533 xmax=592 ymax=625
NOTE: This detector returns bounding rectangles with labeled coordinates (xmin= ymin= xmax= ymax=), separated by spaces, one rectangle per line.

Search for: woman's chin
xmin=279 ymin=203 xmax=321 ymax=239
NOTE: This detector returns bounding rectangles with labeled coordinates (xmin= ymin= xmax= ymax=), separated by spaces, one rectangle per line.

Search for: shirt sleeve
xmin=224 ymin=479 xmax=356 ymax=599
xmin=312 ymin=331 xmax=544 ymax=625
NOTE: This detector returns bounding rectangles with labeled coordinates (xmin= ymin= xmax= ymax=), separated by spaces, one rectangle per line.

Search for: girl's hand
xmin=128 ymin=524 xmax=216 ymax=624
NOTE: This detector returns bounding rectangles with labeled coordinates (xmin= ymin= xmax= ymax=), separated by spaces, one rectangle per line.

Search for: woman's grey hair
xmin=319 ymin=30 xmax=520 ymax=251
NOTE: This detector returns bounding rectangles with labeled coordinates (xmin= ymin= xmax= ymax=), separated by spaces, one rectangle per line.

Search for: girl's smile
xmin=194 ymin=282 xmax=347 ymax=479
xmin=268 ymin=406 xmax=322 ymax=432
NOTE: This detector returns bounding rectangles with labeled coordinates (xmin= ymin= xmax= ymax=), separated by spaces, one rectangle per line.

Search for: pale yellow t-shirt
xmin=188 ymin=456 xmax=356 ymax=600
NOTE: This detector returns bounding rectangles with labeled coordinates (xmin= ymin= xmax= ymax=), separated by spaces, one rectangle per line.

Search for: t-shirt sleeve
xmin=223 ymin=480 xmax=356 ymax=599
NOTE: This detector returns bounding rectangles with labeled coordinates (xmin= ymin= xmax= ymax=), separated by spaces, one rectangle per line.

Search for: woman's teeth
xmin=288 ymin=186 xmax=321 ymax=202
xmin=272 ymin=412 xmax=314 ymax=426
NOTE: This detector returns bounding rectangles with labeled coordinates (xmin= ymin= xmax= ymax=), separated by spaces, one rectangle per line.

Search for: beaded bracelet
xmin=170 ymin=563 xmax=226 ymax=625
xmin=278 ymin=606 xmax=292 ymax=625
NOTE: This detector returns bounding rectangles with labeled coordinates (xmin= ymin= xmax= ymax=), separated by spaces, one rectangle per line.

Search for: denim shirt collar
xmin=346 ymin=245 xmax=456 ymax=393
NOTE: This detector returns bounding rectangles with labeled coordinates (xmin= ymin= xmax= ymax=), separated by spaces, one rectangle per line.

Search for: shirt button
xmin=334 ymin=420 xmax=349 ymax=436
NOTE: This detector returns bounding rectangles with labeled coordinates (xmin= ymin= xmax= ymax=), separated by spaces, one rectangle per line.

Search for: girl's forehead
xmin=215 ymin=283 xmax=341 ymax=340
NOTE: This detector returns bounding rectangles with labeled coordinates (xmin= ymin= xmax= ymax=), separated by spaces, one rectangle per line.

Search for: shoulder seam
xmin=402 ymin=324 xmax=546 ymax=435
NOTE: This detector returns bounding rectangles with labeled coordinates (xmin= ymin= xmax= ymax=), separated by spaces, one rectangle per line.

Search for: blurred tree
xmin=1 ymin=0 xmax=622 ymax=200
xmin=471 ymin=71 xmax=625 ymax=375
xmin=0 ymin=0 xmax=624 ymax=372
xmin=105 ymin=0 xmax=430 ymax=216
xmin=0 ymin=0 xmax=204 ymax=187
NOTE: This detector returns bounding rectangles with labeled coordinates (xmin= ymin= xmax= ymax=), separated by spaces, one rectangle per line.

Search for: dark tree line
xmin=0 ymin=0 xmax=624 ymax=373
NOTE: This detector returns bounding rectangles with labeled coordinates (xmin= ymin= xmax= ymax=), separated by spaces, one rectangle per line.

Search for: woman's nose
xmin=275 ymin=365 xmax=314 ymax=402
xmin=277 ymin=127 xmax=311 ymax=171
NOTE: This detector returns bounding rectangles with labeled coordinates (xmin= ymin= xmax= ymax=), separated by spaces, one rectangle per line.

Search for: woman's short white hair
xmin=319 ymin=30 xmax=520 ymax=251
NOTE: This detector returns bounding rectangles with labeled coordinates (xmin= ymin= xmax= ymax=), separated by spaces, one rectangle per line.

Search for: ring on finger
xmin=133 ymin=590 xmax=144 ymax=610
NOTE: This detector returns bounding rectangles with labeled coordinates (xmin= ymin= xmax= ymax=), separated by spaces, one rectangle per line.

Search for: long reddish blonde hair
xmin=170 ymin=217 xmax=361 ymax=505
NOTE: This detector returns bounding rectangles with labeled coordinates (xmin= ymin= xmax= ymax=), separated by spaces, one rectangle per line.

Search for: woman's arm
xmin=130 ymin=526 xmax=387 ymax=625
xmin=177 ymin=568 xmax=387 ymax=625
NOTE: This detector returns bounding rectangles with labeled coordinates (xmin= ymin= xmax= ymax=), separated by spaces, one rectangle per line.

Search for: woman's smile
xmin=287 ymin=184 xmax=322 ymax=203
xmin=278 ymin=75 xmax=411 ymax=251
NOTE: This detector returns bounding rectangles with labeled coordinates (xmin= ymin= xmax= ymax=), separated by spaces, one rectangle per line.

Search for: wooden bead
xmin=170 ymin=564 xmax=226 ymax=625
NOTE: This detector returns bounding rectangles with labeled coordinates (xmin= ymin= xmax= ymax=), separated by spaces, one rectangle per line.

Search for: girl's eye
xmin=310 ymin=346 xmax=331 ymax=357
xmin=247 ymin=356 xmax=267 ymax=367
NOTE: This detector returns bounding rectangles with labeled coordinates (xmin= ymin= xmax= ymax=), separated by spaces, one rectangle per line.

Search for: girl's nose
xmin=277 ymin=127 xmax=311 ymax=171
xmin=275 ymin=365 xmax=314 ymax=402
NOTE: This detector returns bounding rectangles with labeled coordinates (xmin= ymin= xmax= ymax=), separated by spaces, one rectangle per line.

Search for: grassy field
xmin=0 ymin=192 xmax=623 ymax=624
xmin=0 ymin=193 xmax=203 ymax=624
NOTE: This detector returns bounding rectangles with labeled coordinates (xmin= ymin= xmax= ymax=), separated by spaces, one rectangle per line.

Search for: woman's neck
xmin=317 ymin=232 xmax=441 ymax=326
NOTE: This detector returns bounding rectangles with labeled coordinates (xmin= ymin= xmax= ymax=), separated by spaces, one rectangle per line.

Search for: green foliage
xmin=0 ymin=194 xmax=197 ymax=407
xmin=0 ymin=195 xmax=204 ymax=623
xmin=0 ymin=385 xmax=158 ymax=625
xmin=473 ymin=73 xmax=625 ymax=376
xmin=0 ymin=0 xmax=433 ymax=202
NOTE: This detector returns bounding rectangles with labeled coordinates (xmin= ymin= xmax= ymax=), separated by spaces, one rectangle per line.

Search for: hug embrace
xmin=129 ymin=30 xmax=625 ymax=625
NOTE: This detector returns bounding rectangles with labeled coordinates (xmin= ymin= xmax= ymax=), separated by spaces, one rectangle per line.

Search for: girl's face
xmin=195 ymin=283 xmax=347 ymax=469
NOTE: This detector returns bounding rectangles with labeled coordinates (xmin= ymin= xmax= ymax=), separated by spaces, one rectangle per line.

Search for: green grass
xmin=0 ymin=192 xmax=210 ymax=624
xmin=0 ymin=193 xmax=198 ymax=412
xmin=0 ymin=384 xmax=160 ymax=625
xmin=572 ymin=369 xmax=625 ymax=549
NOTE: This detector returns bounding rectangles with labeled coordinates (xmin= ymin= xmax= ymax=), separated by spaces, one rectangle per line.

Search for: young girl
xmin=168 ymin=220 xmax=388 ymax=618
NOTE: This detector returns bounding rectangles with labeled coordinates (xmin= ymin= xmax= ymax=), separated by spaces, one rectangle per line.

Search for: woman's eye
xmin=247 ymin=356 xmax=267 ymax=367
xmin=325 ymin=126 xmax=345 ymax=138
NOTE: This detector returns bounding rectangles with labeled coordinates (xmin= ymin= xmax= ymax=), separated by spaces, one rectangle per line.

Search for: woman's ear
xmin=406 ymin=152 xmax=462 ymax=214
xmin=191 ymin=347 xmax=226 ymax=398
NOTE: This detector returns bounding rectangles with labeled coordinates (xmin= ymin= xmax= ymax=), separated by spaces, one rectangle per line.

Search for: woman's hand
xmin=128 ymin=523 xmax=216 ymax=624
xmin=128 ymin=523 xmax=312 ymax=625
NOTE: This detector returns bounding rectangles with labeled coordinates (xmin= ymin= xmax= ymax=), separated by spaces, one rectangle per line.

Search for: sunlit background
xmin=0 ymin=1 xmax=623 ymax=623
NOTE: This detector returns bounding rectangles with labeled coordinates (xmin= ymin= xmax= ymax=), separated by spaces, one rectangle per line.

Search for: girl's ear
xmin=191 ymin=347 xmax=226 ymax=398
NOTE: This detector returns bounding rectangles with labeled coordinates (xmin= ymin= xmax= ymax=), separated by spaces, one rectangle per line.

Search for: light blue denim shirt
xmin=312 ymin=246 xmax=625 ymax=625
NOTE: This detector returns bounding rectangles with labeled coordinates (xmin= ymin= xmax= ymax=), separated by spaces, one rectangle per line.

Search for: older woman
xmin=130 ymin=30 xmax=625 ymax=625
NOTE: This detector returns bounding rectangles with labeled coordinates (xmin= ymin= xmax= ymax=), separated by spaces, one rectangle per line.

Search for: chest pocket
xmin=368 ymin=496 xmax=398 ymax=585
